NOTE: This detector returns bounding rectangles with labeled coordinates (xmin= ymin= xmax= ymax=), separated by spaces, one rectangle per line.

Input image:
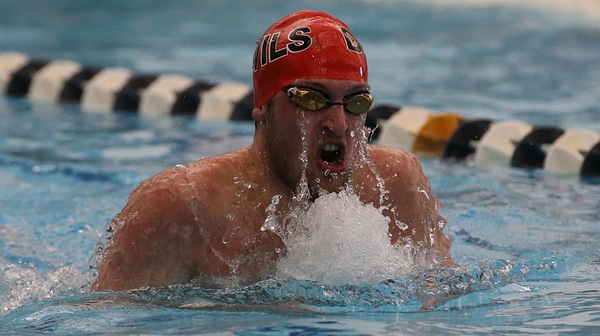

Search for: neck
xmin=249 ymin=131 xmax=293 ymax=195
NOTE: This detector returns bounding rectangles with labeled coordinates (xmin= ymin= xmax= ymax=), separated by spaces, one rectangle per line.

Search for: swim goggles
xmin=284 ymin=86 xmax=373 ymax=115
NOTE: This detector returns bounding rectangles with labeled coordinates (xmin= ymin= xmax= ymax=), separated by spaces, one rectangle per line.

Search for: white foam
xmin=0 ymin=262 xmax=89 ymax=313
xmin=274 ymin=189 xmax=419 ymax=285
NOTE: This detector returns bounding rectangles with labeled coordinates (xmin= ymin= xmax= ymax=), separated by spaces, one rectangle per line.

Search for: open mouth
xmin=321 ymin=144 xmax=342 ymax=163
xmin=318 ymin=143 xmax=345 ymax=173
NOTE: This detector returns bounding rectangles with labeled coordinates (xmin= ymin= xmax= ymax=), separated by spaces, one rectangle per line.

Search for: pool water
xmin=1 ymin=0 xmax=600 ymax=334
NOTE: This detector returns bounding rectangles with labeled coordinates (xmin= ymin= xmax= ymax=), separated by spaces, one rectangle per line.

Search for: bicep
xmin=92 ymin=186 xmax=199 ymax=291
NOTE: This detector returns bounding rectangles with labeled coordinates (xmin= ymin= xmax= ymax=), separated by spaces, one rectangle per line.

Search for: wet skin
xmin=92 ymin=79 xmax=452 ymax=292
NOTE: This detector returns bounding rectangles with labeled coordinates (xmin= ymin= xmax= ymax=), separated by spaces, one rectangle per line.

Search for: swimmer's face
xmin=261 ymin=78 xmax=370 ymax=197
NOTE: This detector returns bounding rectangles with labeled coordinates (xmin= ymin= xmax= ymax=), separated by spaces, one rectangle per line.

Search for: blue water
xmin=1 ymin=0 xmax=600 ymax=334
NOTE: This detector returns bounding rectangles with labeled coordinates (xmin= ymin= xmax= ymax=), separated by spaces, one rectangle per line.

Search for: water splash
xmin=88 ymin=220 xmax=117 ymax=281
xmin=261 ymin=194 xmax=282 ymax=236
xmin=0 ymin=261 xmax=88 ymax=313
xmin=294 ymin=109 xmax=312 ymax=201
xmin=275 ymin=189 xmax=425 ymax=285
xmin=356 ymin=124 xmax=389 ymax=207
xmin=260 ymin=110 xmax=428 ymax=284
xmin=123 ymin=256 xmax=559 ymax=312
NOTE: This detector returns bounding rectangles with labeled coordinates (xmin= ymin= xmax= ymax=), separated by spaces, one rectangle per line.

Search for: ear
xmin=252 ymin=106 xmax=266 ymax=122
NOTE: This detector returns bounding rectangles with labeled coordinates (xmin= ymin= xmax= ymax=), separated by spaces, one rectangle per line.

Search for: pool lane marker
xmin=474 ymin=120 xmax=533 ymax=167
xmin=1 ymin=51 xmax=599 ymax=177
xmin=370 ymin=106 xmax=600 ymax=178
xmin=544 ymin=130 xmax=600 ymax=176
xmin=81 ymin=67 xmax=134 ymax=112
xmin=0 ymin=52 xmax=254 ymax=120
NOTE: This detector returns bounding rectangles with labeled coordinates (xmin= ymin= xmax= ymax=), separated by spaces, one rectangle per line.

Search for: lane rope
xmin=1 ymin=52 xmax=598 ymax=178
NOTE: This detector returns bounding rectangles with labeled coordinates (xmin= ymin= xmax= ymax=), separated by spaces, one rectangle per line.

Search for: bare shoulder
xmin=366 ymin=145 xmax=421 ymax=165
xmin=365 ymin=145 xmax=428 ymax=187
xmin=92 ymin=149 xmax=250 ymax=291
xmin=114 ymin=147 xmax=257 ymax=241
xmin=128 ymin=148 xmax=249 ymax=207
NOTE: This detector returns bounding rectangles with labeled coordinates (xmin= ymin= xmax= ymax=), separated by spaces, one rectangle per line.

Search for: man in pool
xmin=92 ymin=10 xmax=452 ymax=292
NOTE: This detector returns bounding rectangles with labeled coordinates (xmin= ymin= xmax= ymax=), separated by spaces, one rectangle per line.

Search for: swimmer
xmin=92 ymin=10 xmax=452 ymax=292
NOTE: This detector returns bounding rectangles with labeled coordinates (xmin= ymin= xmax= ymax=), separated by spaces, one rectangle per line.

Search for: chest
xmin=204 ymin=191 xmax=285 ymax=260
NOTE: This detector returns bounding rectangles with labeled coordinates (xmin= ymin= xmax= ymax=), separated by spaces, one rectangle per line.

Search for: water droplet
xmin=438 ymin=219 xmax=446 ymax=229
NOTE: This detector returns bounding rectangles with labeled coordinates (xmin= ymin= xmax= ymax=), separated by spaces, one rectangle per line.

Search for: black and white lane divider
xmin=1 ymin=52 xmax=599 ymax=177
xmin=370 ymin=105 xmax=599 ymax=178
xmin=0 ymin=52 xmax=254 ymax=120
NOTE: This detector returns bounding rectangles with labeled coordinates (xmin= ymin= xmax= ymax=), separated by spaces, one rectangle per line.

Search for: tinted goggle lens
xmin=286 ymin=87 xmax=372 ymax=115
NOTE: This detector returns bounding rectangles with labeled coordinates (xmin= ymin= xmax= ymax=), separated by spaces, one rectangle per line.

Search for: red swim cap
xmin=252 ymin=10 xmax=368 ymax=108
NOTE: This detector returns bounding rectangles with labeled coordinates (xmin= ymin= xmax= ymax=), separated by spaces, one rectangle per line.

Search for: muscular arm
xmin=366 ymin=146 xmax=453 ymax=263
xmin=92 ymin=173 xmax=208 ymax=292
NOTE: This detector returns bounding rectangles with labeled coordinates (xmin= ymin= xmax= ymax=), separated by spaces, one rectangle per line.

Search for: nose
xmin=321 ymin=104 xmax=348 ymax=136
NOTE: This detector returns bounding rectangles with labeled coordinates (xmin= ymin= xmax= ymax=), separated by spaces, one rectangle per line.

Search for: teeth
xmin=321 ymin=144 xmax=342 ymax=164
xmin=323 ymin=144 xmax=340 ymax=152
